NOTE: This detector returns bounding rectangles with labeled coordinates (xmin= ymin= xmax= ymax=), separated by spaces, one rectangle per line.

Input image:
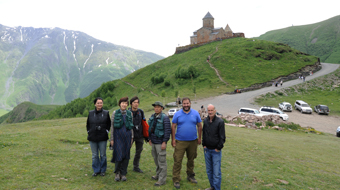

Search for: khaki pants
xmin=151 ymin=143 xmax=167 ymax=183
xmin=172 ymin=139 xmax=198 ymax=183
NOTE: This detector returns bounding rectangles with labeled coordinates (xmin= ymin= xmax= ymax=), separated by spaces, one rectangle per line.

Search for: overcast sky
xmin=0 ymin=0 xmax=338 ymax=57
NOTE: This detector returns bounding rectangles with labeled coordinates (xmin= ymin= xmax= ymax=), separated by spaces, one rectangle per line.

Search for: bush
xmin=265 ymin=121 xmax=274 ymax=127
xmin=164 ymin=80 xmax=171 ymax=86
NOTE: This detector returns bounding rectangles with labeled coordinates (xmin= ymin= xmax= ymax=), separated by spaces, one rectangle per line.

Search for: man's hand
xmin=161 ymin=142 xmax=166 ymax=150
xmin=197 ymin=138 xmax=202 ymax=145
xmin=215 ymin=149 xmax=220 ymax=152
xmin=131 ymin=138 xmax=134 ymax=147
xmin=110 ymin=140 xmax=114 ymax=146
xmin=172 ymin=139 xmax=176 ymax=147
xmin=149 ymin=140 xmax=152 ymax=146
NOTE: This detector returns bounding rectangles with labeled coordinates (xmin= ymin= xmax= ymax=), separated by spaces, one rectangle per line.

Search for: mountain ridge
xmin=0 ymin=24 xmax=163 ymax=109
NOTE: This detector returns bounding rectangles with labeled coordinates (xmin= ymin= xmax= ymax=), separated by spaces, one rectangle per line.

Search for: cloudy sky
xmin=0 ymin=0 xmax=338 ymax=57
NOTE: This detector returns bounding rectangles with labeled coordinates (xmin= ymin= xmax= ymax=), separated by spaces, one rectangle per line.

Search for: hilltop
xmin=0 ymin=24 xmax=163 ymax=110
xmin=12 ymin=37 xmax=316 ymax=121
xmin=257 ymin=15 xmax=340 ymax=63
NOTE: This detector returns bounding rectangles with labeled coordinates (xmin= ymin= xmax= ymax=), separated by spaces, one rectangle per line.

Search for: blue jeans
xmin=89 ymin=141 xmax=107 ymax=173
xmin=204 ymin=148 xmax=222 ymax=190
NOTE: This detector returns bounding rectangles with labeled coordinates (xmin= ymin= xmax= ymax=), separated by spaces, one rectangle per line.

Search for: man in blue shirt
xmin=171 ymin=97 xmax=202 ymax=189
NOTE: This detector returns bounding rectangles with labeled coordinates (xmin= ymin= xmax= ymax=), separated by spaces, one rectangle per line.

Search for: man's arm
xmin=171 ymin=123 xmax=177 ymax=147
xmin=216 ymin=120 xmax=226 ymax=150
xmin=197 ymin=122 xmax=202 ymax=145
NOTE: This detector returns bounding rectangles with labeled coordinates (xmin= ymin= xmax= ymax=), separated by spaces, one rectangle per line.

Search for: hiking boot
xmin=205 ymin=188 xmax=214 ymax=190
xmin=100 ymin=172 xmax=105 ymax=176
xmin=154 ymin=181 xmax=166 ymax=186
xmin=92 ymin=172 xmax=99 ymax=177
xmin=114 ymin=172 xmax=120 ymax=181
xmin=121 ymin=175 xmax=127 ymax=181
xmin=151 ymin=176 xmax=158 ymax=181
xmin=174 ymin=182 xmax=180 ymax=189
xmin=133 ymin=168 xmax=144 ymax=173
xmin=187 ymin=176 xmax=197 ymax=184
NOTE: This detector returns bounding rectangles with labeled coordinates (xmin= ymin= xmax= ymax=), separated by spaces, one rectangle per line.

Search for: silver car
xmin=279 ymin=102 xmax=292 ymax=112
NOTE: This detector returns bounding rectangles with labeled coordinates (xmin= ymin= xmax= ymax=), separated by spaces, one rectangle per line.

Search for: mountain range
xmin=0 ymin=24 xmax=163 ymax=110
xmin=258 ymin=15 xmax=340 ymax=63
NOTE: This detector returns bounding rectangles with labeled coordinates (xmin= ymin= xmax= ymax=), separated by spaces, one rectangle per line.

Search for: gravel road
xmin=192 ymin=63 xmax=340 ymax=134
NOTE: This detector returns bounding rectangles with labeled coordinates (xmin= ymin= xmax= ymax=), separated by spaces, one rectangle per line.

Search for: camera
xmin=95 ymin=126 xmax=101 ymax=131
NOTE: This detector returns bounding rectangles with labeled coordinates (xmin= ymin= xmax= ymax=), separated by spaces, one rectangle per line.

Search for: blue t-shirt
xmin=172 ymin=109 xmax=202 ymax=141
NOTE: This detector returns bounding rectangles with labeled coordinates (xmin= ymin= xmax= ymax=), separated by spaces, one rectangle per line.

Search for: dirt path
xmin=192 ymin=63 xmax=340 ymax=134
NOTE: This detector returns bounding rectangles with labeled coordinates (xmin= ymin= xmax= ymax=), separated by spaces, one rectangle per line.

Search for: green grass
xmin=258 ymin=15 xmax=340 ymax=63
xmin=0 ymin=109 xmax=8 ymax=117
xmin=254 ymin=68 xmax=340 ymax=116
xmin=1 ymin=117 xmax=339 ymax=189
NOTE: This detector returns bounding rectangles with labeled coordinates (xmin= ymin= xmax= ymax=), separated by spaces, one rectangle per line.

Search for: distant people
xmin=303 ymin=76 xmax=305 ymax=82
xmin=202 ymin=104 xmax=226 ymax=190
xmin=171 ymin=97 xmax=202 ymax=189
xmin=148 ymin=101 xmax=171 ymax=186
xmin=110 ymin=97 xmax=134 ymax=181
xmin=128 ymin=96 xmax=146 ymax=173
xmin=201 ymin=105 xmax=205 ymax=112
xmin=86 ymin=97 xmax=111 ymax=177
xmin=176 ymin=96 xmax=181 ymax=105
xmin=280 ymin=80 xmax=283 ymax=86
xmin=275 ymin=81 xmax=278 ymax=87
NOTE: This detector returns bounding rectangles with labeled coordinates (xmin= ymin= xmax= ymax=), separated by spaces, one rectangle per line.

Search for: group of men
xmin=133 ymin=97 xmax=226 ymax=190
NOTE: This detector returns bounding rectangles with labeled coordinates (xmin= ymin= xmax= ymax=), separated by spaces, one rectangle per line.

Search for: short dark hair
xmin=182 ymin=97 xmax=191 ymax=103
xmin=93 ymin=97 xmax=103 ymax=104
xmin=130 ymin=96 xmax=139 ymax=105
xmin=119 ymin=97 xmax=129 ymax=106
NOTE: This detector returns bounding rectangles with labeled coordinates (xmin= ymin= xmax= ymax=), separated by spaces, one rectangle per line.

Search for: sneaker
xmin=133 ymin=168 xmax=144 ymax=173
xmin=174 ymin=182 xmax=180 ymax=189
xmin=151 ymin=176 xmax=158 ymax=181
xmin=114 ymin=172 xmax=120 ymax=181
xmin=187 ymin=176 xmax=197 ymax=184
xmin=100 ymin=172 xmax=105 ymax=176
xmin=154 ymin=181 xmax=166 ymax=186
xmin=121 ymin=175 xmax=127 ymax=181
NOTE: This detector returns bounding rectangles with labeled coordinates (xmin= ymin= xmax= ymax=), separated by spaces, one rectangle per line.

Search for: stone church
xmin=190 ymin=12 xmax=244 ymax=45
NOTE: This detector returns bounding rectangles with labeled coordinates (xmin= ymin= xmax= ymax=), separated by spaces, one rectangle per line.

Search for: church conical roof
xmin=203 ymin=12 xmax=214 ymax=19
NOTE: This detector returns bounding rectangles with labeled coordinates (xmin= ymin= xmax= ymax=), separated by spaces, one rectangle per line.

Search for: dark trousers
xmin=114 ymin=158 xmax=129 ymax=175
xmin=172 ymin=139 xmax=198 ymax=182
xmin=133 ymin=137 xmax=144 ymax=169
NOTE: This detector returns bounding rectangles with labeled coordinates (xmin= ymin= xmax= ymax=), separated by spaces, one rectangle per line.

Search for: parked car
xmin=279 ymin=102 xmax=292 ymax=112
xmin=337 ymin=126 xmax=340 ymax=137
xmin=294 ymin=100 xmax=313 ymax=114
xmin=238 ymin=108 xmax=264 ymax=117
xmin=168 ymin=108 xmax=180 ymax=117
xmin=259 ymin=106 xmax=289 ymax=121
xmin=314 ymin=105 xmax=330 ymax=115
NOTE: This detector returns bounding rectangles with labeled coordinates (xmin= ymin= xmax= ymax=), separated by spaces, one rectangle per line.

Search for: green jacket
xmin=113 ymin=109 xmax=134 ymax=130
xmin=148 ymin=113 xmax=166 ymax=138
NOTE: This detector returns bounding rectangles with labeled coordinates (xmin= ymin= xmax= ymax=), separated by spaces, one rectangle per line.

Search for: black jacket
xmin=202 ymin=115 xmax=225 ymax=150
xmin=86 ymin=109 xmax=111 ymax=142
xmin=128 ymin=108 xmax=145 ymax=139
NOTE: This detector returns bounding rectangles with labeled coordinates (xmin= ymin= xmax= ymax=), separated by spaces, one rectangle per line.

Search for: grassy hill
xmin=0 ymin=117 xmax=339 ymax=189
xmin=0 ymin=102 xmax=59 ymax=124
xmin=0 ymin=37 xmax=319 ymax=122
xmin=257 ymin=15 xmax=340 ymax=63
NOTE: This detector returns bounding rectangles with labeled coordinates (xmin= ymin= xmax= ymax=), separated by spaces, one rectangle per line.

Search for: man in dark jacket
xmin=86 ymin=97 xmax=111 ymax=177
xmin=148 ymin=101 xmax=171 ymax=186
xmin=202 ymin=104 xmax=226 ymax=190
xmin=128 ymin=96 xmax=146 ymax=173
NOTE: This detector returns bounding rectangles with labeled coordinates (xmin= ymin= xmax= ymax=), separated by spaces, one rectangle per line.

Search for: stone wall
xmin=226 ymin=59 xmax=322 ymax=94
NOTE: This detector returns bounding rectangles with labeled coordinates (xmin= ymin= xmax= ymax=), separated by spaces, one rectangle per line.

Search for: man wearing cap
xmin=148 ymin=101 xmax=171 ymax=186
xmin=171 ymin=97 xmax=202 ymax=189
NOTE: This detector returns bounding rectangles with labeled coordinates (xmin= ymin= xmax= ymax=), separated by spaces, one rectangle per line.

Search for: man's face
xmin=154 ymin=105 xmax=163 ymax=114
xmin=182 ymin=99 xmax=191 ymax=112
xmin=131 ymin=99 xmax=139 ymax=109
xmin=207 ymin=105 xmax=216 ymax=118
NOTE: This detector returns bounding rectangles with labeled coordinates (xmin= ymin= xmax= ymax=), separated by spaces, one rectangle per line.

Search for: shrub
xmin=265 ymin=121 xmax=274 ymax=127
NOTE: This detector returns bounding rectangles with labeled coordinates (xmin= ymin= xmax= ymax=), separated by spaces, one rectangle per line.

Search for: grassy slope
xmin=257 ymin=15 xmax=340 ymax=63
xmin=0 ymin=102 xmax=59 ymax=124
xmin=254 ymin=67 xmax=340 ymax=116
xmin=0 ymin=109 xmax=8 ymax=117
xmin=0 ymin=118 xmax=339 ymax=189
